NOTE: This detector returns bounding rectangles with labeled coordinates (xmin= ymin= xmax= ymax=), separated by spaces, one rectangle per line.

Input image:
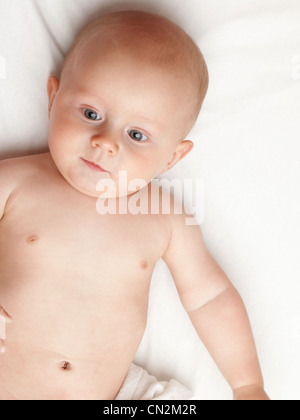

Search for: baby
xmin=0 ymin=11 xmax=269 ymax=400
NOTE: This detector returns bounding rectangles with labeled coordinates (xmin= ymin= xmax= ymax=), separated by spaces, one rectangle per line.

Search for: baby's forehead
xmin=65 ymin=12 xmax=197 ymax=77
xmin=77 ymin=12 xmax=181 ymax=49
xmin=61 ymin=11 xmax=208 ymax=125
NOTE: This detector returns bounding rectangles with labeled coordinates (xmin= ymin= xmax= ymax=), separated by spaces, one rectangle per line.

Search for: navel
xmin=26 ymin=235 xmax=39 ymax=244
xmin=60 ymin=361 xmax=72 ymax=371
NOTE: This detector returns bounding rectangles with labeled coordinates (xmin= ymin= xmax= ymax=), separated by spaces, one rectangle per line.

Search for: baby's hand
xmin=0 ymin=304 xmax=12 ymax=354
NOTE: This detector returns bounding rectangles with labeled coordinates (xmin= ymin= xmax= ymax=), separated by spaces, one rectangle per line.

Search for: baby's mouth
xmin=81 ymin=158 xmax=108 ymax=173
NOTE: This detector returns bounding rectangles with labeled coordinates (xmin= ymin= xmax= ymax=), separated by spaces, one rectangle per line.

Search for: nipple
xmin=140 ymin=261 xmax=149 ymax=270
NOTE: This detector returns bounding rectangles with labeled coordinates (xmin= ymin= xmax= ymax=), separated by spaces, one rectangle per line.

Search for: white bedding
xmin=1 ymin=0 xmax=300 ymax=400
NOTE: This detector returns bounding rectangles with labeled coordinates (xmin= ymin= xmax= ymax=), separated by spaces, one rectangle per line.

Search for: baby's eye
xmin=128 ymin=129 xmax=148 ymax=142
xmin=82 ymin=108 xmax=102 ymax=121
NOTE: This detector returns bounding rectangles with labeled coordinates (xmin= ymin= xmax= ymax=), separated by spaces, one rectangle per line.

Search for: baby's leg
xmin=115 ymin=363 xmax=194 ymax=400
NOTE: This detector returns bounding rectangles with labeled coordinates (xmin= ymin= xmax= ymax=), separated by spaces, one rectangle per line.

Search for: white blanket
xmin=1 ymin=0 xmax=300 ymax=400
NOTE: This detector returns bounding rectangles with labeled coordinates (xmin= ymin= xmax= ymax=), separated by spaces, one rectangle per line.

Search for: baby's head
xmin=47 ymin=11 xmax=208 ymax=198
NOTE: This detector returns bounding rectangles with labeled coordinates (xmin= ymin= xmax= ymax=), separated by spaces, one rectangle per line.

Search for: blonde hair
xmin=62 ymin=11 xmax=209 ymax=126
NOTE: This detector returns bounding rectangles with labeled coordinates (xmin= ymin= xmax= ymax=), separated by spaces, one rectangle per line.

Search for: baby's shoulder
xmin=0 ymin=153 xmax=49 ymax=218
xmin=0 ymin=153 xmax=48 ymax=183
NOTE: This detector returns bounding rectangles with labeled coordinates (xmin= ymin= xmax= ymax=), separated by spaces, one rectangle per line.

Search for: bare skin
xmin=0 ymin=153 xmax=170 ymax=399
xmin=0 ymin=12 xmax=269 ymax=400
xmin=0 ymin=153 xmax=269 ymax=401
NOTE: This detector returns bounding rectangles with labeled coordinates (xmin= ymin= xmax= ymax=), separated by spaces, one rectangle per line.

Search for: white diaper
xmin=115 ymin=363 xmax=194 ymax=400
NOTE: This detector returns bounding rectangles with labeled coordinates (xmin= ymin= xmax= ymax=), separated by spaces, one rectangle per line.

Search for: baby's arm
xmin=163 ymin=212 xmax=269 ymax=400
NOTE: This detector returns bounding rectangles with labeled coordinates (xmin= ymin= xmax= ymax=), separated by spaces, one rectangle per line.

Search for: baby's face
xmin=47 ymin=46 xmax=194 ymax=198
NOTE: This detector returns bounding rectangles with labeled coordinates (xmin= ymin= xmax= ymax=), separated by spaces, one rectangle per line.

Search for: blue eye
xmin=128 ymin=130 xmax=148 ymax=142
xmin=83 ymin=108 xmax=102 ymax=121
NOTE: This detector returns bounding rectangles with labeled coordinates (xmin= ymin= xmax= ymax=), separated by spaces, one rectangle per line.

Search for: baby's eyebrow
xmin=74 ymin=89 xmax=106 ymax=106
xmin=133 ymin=115 xmax=156 ymax=129
xmin=136 ymin=114 xmax=155 ymax=124
xmin=75 ymin=91 xmax=160 ymax=129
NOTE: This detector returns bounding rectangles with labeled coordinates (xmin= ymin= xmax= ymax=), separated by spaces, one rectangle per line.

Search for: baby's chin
xmin=53 ymin=160 xmax=151 ymax=199
xmin=64 ymin=174 xmax=148 ymax=200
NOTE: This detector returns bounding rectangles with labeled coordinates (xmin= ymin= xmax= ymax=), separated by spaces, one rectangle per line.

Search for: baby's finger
xmin=0 ymin=305 xmax=12 ymax=323
xmin=0 ymin=314 xmax=6 ymax=340
xmin=0 ymin=307 xmax=11 ymax=354
xmin=0 ymin=338 xmax=5 ymax=353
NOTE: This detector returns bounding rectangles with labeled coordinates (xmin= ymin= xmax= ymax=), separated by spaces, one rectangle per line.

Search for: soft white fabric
xmin=0 ymin=0 xmax=299 ymax=400
xmin=115 ymin=363 xmax=194 ymax=400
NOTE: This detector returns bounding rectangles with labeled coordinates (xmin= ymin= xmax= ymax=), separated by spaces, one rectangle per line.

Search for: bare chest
xmin=0 ymin=181 xmax=169 ymax=316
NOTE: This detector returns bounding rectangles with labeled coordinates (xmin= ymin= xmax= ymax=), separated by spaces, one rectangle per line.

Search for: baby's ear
xmin=160 ymin=140 xmax=194 ymax=174
xmin=47 ymin=76 xmax=60 ymax=118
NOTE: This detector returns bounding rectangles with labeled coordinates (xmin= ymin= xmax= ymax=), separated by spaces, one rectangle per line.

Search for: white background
xmin=0 ymin=0 xmax=299 ymax=400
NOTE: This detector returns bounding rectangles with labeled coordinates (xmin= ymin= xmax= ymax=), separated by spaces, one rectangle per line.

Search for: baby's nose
xmin=90 ymin=134 xmax=119 ymax=156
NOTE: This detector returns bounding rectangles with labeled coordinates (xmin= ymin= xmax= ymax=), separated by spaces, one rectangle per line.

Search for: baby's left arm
xmin=162 ymin=212 xmax=269 ymax=400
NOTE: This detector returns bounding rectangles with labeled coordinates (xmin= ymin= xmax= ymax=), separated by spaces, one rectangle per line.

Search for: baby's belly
xmin=0 ymin=289 xmax=148 ymax=400
xmin=0 ymin=345 xmax=137 ymax=400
